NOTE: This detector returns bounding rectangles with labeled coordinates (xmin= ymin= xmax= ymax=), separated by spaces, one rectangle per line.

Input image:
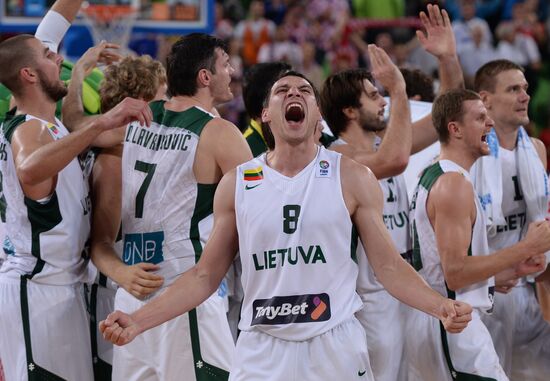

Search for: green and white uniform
xmin=243 ymin=120 xmax=268 ymax=157
xmin=356 ymin=174 xmax=411 ymax=381
xmin=406 ymin=160 xmax=505 ymax=381
xmin=0 ymin=115 xmax=94 ymax=381
xmin=475 ymin=148 xmax=550 ymax=380
xmin=331 ymin=137 xmax=410 ymax=381
xmin=114 ymin=101 xmax=233 ymax=381
xmin=233 ymin=147 xmax=370 ymax=380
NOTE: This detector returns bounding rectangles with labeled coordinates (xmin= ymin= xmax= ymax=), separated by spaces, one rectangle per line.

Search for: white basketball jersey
xmin=0 ymin=115 xmax=91 ymax=285
xmin=410 ymin=160 xmax=494 ymax=312
xmin=357 ymin=174 xmax=411 ymax=294
xmin=235 ymin=147 xmax=362 ymax=341
xmin=487 ymin=148 xmax=527 ymax=252
xmin=121 ymin=102 xmax=217 ymax=293
xmin=329 ymin=137 xmax=411 ymax=293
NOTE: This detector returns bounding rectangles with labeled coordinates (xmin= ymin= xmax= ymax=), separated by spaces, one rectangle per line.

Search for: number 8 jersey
xmin=121 ymin=102 xmax=216 ymax=294
xmin=235 ymin=146 xmax=363 ymax=341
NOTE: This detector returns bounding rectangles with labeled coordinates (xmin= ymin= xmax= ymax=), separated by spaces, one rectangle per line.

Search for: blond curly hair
xmin=100 ymin=55 xmax=166 ymax=112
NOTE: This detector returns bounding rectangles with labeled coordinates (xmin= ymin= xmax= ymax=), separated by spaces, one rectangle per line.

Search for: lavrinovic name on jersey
xmin=125 ymin=124 xmax=192 ymax=152
xmin=121 ymin=102 xmax=218 ymax=295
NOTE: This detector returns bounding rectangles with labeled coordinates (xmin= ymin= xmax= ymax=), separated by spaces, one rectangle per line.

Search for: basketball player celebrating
xmin=0 ymin=34 xmax=150 ymax=381
xmin=101 ymin=71 xmax=472 ymax=380
xmin=471 ymin=60 xmax=550 ymax=380
xmin=95 ymin=33 xmax=252 ymax=380
xmin=319 ymin=6 xmax=463 ymax=379
xmin=407 ymin=89 xmax=550 ymax=380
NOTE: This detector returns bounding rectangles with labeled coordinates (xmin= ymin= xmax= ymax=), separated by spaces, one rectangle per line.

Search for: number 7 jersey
xmin=121 ymin=101 xmax=216 ymax=293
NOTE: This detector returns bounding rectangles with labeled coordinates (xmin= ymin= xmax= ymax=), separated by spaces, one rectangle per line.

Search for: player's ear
xmin=448 ymin=121 xmax=462 ymax=139
xmin=20 ymin=67 xmax=37 ymax=84
xmin=478 ymin=90 xmax=491 ymax=109
xmin=342 ymin=106 xmax=357 ymax=120
xmin=261 ymin=107 xmax=270 ymax=123
xmin=197 ymin=68 xmax=210 ymax=87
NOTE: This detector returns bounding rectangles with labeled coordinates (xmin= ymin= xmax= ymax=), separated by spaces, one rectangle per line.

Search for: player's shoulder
xmin=429 ymin=171 xmax=474 ymax=210
xmin=3 ymin=114 xmax=29 ymax=142
xmin=203 ymin=116 xmax=242 ymax=138
xmin=339 ymin=154 xmax=378 ymax=190
xmin=340 ymin=153 xmax=373 ymax=177
xmin=530 ymin=137 xmax=546 ymax=155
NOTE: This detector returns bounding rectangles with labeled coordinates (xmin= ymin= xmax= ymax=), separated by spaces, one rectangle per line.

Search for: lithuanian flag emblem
xmin=244 ymin=166 xmax=263 ymax=181
xmin=47 ymin=123 xmax=59 ymax=135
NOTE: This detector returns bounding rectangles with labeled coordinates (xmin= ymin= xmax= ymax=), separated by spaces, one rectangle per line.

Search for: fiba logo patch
xmin=251 ymin=293 xmax=331 ymax=325
xmin=316 ymin=160 xmax=331 ymax=178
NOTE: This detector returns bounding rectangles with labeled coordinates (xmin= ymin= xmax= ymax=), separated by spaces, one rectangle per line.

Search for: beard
xmin=359 ymin=110 xmax=386 ymax=132
xmin=37 ymin=69 xmax=68 ymax=102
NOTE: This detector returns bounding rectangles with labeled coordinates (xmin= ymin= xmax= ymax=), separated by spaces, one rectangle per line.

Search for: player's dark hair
xmin=0 ymin=34 xmax=38 ymax=97
xmin=166 ymin=33 xmax=227 ymax=97
xmin=320 ymin=69 xmax=373 ymax=138
xmin=400 ymin=67 xmax=435 ymax=102
xmin=243 ymin=62 xmax=291 ymax=120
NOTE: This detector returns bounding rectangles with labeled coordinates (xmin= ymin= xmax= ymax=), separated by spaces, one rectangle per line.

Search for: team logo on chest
xmin=244 ymin=166 xmax=263 ymax=190
xmin=316 ymin=160 xmax=331 ymax=178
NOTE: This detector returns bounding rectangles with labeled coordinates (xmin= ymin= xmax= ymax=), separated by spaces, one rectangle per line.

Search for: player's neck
xmin=267 ymin=142 xmax=318 ymax=178
xmin=166 ymin=93 xmax=214 ymax=113
xmin=439 ymin=145 xmax=476 ymax=172
xmin=339 ymin=124 xmax=377 ymax=152
xmin=15 ymin=93 xmax=57 ymax=124
xmin=492 ymin=124 xmax=519 ymax=151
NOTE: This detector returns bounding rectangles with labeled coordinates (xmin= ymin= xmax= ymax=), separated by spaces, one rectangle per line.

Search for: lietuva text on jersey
xmin=125 ymin=124 xmax=192 ymax=151
xmin=383 ymin=211 xmax=409 ymax=230
xmin=252 ymin=245 xmax=326 ymax=271
xmin=495 ymin=212 xmax=526 ymax=233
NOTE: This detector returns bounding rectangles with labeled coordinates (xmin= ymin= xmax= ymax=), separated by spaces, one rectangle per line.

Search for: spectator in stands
xmin=301 ymin=42 xmax=325 ymax=92
xmin=257 ymin=24 xmax=303 ymax=70
xmin=234 ymin=0 xmax=276 ymax=67
xmin=282 ymin=3 xmax=309 ymax=45
xmin=511 ymin=1 xmax=546 ymax=46
xmin=214 ymin=1 xmax=234 ymax=41
xmin=495 ymin=21 xmax=541 ymax=70
xmin=459 ymin=23 xmax=498 ymax=88
xmin=452 ymin=0 xmax=493 ymax=55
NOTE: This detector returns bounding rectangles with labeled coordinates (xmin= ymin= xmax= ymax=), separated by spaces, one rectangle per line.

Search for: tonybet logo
xmin=251 ymin=293 xmax=330 ymax=325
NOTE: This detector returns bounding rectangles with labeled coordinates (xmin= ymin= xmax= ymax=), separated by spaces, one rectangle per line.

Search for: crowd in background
xmin=134 ymin=0 xmax=550 ymax=157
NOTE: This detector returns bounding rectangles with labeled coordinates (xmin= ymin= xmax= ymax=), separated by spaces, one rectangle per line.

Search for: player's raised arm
xmin=63 ymin=42 xmax=121 ymax=127
xmin=100 ymin=169 xmax=240 ymax=345
xmin=342 ymin=156 xmax=472 ymax=333
xmin=412 ymin=4 xmax=464 ymax=153
xmin=35 ymin=0 xmax=85 ymax=52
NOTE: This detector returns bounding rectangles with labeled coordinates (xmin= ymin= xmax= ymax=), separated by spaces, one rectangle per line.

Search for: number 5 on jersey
xmin=283 ymin=205 xmax=301 ymax=234
xmin=134 ymin=160 xmax=157 ymax=218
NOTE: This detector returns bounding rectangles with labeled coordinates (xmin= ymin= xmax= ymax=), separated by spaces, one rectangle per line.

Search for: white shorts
xmin=480 ymin=291 xmax=515 ymax=375
xmin=0 ymin=276 xmax=93 ymax=381
xmin=406 ymin=307 xmax=507 ymax=381
xmin=112 ymin=287 xmax=234 ymax=381
xmin=230 ymin=318 xmax=373 ymax=381
xmin=509 ymin=284 xmax=550 ymax=381
xmin=88 ymin=282 xmax=116 ymax=379
xmin=356 ymin=290 xmax=406 ymax=381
